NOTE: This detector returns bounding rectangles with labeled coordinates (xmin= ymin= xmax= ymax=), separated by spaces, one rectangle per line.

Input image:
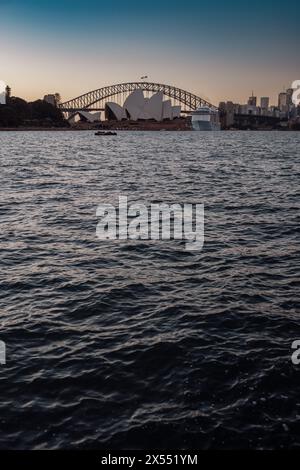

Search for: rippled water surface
xmin=0 ymin=130 xmax=299 ymax=449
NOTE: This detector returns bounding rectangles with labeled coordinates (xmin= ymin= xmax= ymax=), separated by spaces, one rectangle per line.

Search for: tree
xmin=29 ymin=99 xmax=66 ymax=125
xmin=0 ymin=106 xmax=22 ymax=127
xmin=0 ymin=91 xmax=68 ymax=127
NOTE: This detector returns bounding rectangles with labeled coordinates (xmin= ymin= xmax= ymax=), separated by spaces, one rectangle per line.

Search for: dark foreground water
xmin=0 ymin=131 xmax=299 ymax=449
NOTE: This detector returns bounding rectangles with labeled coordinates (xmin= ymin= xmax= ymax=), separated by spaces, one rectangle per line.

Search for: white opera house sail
xmin=105 ymin=90 xmax=181 ymax=122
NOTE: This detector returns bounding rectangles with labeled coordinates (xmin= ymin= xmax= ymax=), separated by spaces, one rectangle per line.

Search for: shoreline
xmin=0 ymin=125 xmax=299 ymax=132
xmin=0 ymin=127 xmax=80 ymax=132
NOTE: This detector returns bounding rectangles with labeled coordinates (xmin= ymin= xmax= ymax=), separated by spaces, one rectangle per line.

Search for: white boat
xmin=192 ymin=106 xmax=221 ymax=131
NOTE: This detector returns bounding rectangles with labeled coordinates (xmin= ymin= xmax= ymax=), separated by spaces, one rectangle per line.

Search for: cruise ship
xmin=191 ymin=106 xmax=221 ymax=131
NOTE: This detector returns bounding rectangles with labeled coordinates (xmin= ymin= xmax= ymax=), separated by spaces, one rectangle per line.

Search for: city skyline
xmin=1 ymin=0 xmax=299 ymax=105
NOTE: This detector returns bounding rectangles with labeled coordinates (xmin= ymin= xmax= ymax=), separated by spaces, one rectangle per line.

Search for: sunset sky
xmin=1 ymin=0 xmax=299 ymax=106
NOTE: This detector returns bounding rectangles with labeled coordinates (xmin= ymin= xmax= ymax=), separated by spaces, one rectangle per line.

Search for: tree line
xmin=0 ymin=87 xmax=68 ymax=128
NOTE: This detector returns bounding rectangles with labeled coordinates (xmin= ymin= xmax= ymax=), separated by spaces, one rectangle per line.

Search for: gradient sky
xmin=1 ymin=0 xmax=299 ymax=105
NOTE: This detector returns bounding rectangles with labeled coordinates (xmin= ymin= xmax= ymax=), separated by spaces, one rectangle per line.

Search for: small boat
xmin=95 ymin=131 xmax=117 ymax=136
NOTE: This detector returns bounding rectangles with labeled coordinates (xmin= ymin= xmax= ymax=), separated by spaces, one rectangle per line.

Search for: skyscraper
xmin=286 ymin=88 xmax=294 ymax=107
xmin=260 ymin=97 xmax=269 ymax=109
xmin=278 ymin=92 xmax=287 ymax=111
xmin=248 ymin=93 xmax=257 ymax=106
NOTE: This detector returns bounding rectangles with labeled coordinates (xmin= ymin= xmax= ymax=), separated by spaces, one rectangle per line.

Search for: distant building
xmin=44 ymin=94 xmax=57 ymax=107
xmin=248 ymin=94 xmax=257 ymax=106
xmin=286 ymin=88 xmax=294 ymax=107
xmin=224 ymin=101 xmax=235 ymax=127
xmin=260 ymin=97 xmax=269 ymax=109
xmin=278 ymin=92 xmax=288 ymax=112
xmin=260 ymin=97 xmax=269 ymax=116
xmin=218 ymin=101 xmax=240 ymax=127
xmin=218 ymin=86 xmax=297 ymax=129
xmin=289 ymin=105 xmax=298 ymax=119
xmin=269 ymin=106 xmax=280 ymax=118
xmin=240 ymin=104 xmax=259 ymax=115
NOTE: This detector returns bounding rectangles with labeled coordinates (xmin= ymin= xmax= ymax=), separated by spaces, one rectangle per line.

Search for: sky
xmin=1 ymin=0 xmax=299 ymax=106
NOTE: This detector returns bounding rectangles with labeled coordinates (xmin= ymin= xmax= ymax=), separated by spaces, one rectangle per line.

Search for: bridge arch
xmin=59 ymin=82 xmax=218 ymax=113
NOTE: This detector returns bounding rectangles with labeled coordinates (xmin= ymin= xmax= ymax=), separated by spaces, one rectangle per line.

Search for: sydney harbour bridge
xmin=59 ymin=81 xmax=218 ymax=114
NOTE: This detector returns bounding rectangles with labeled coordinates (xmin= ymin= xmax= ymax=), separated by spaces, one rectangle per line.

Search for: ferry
xmin=95 ymin=131 xmax=117 ymax=136
xmin=191 ymin=106 xmax=221 ymax=131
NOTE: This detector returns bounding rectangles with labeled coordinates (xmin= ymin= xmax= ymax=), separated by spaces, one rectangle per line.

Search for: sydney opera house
xmin=105 ymin=90 xmax=181 ymax=122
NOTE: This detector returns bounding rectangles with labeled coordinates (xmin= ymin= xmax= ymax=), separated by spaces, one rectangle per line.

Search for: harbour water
xmin=0 ymin=131 xmax=299 ymax=449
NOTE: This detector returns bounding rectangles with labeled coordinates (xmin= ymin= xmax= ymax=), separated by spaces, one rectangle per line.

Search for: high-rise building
xmin=260 ymin=97 xmax=269 ymax=109
xmin=248 ymin=93 xmax=257 ymax=106
xmin=278 ymin=92 xmax=287 ymax=111
xmin=286 ymin=88 xmax=294 ymax=107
